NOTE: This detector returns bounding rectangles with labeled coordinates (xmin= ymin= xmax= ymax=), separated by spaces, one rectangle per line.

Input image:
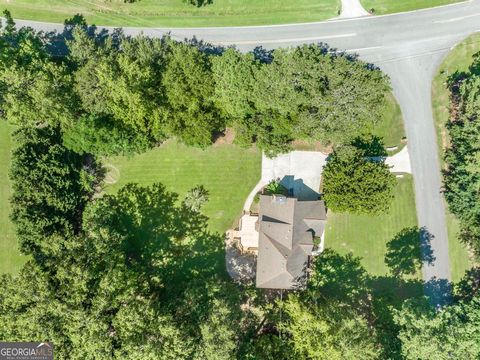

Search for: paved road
xmin=10 ymin=1 xmax=480 ymax=304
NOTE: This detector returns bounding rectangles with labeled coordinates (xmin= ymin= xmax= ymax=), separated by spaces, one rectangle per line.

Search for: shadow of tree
xmin=424 ymin=278 xmax=453 ymax=308
xmin=385 ymin=226 xmax=435 ymax=277
xmin=455 ymin=266 xmax=480 ymax=301
xmin=83 ymin=182 xmax=243 ymax=331
xmin=351 ymin=133 xmax=388 ymax=157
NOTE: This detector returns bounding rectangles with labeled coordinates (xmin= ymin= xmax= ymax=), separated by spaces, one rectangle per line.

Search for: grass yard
xmin=104 ymin=140 xmax=261 ymax=233
xmin=360 ymin=0 xmax=463 ymax=15
xmin=0 ymin=0 xmax=340 ymax=28
xmin=373 ymin=92 xmax=406 ymax=151
xmin=325 ymin=175 xmax=417 ymax=276
xmin=431 ymin=33 xmax=480 ymax=281
xmin=0 ymin=122 xmax=26 ymax=275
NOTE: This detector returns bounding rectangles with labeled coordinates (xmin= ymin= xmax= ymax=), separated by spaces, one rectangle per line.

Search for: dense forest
xmin=0 ymin=11 xmax=479 ymax=359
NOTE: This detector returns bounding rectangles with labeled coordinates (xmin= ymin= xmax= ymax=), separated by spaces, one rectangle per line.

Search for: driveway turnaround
xmin=11 ymin=0 xmax=480 ymax=304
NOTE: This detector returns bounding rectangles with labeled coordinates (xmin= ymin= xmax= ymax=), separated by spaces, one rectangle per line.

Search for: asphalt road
xmin=9 ymin=1 xmax=480 ymax=304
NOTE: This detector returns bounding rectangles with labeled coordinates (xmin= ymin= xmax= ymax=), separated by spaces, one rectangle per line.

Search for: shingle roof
xmin=256 ymin=195 xmax=327 ymax=289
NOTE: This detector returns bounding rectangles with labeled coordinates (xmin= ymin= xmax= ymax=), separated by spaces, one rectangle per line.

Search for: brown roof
xmin=256 ymin=195 xmax=327 ymax=289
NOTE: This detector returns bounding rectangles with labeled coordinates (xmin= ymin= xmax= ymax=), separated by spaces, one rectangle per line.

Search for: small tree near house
xmin=322 ymin=145 xmax=396 ymax=215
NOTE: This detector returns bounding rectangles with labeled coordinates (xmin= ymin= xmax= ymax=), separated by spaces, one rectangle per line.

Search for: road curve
xmin=8 ymin=0 xmax=480 ymax=304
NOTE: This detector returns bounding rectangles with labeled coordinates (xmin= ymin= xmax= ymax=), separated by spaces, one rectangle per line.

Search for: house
xmin=255 ymin=194 xmax=327 ymax=289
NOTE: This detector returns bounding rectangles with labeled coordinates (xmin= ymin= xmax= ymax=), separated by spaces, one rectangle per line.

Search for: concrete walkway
xmin=338 ymin=0 xmax=371 ymax=18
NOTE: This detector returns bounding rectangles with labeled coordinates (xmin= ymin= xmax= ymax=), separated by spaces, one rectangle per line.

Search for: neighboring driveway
xmin=338 ymin=0 xmax=371 ymax=18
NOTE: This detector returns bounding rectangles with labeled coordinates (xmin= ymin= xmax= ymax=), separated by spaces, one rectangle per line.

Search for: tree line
xmin=443 ymin=52 xmax=480 ymax=258
xmin=0 ymin=11 xmax=390 ymax=158
xmin=1 ymin=12 xmax=479 ymax=359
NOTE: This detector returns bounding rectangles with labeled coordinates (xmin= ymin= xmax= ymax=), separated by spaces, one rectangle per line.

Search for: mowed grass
xmin=325 ymin=175 xmax=417 ymax=276
xmin=104 ymin=141 xmax=261 ymax=233
xmin=0 ymin=122 xmax=26 ymax=274
xmin=0 ymin=0 xmax=339 ymax=27
xmin=361 ymin=0 xmax=463 ymax=15
xmin=431 ymin=33 xmax=480 ymax=281
xmin=374 ymin=92 xmax=406 ymax=150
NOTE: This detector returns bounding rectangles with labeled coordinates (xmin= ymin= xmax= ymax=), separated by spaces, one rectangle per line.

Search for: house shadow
xmin=279 ymin=175 xmax=320 ymax=201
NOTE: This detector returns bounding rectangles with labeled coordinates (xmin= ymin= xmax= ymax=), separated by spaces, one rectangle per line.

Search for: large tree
xmin=1 ymin=183 xmax=243 ymax=359
xmin=322 ymin=145 xmax=396 ymax=214
xmin=395 ymin=296 xmax=480 ymax=360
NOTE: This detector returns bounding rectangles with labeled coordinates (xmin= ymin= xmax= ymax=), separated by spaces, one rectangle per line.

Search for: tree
xmin=9 ymin=125 xmax=96 ymax=262
xmin=322 ymin=145 xmax=396 ymax=214
xmin=62 ymin=114 xmax=152 ymax=156
xmin=183 ymin=185 xmax=209 ymax=212
xmin=395 ymin=296 xmax=480 ymax=360
xmin=69 ymin=28 xmax=167 ymax=141
xmin=1 ymin=183 xmax=243 ymax=359
xmin=282 ymin=296 xmax=380 ymax=360
xmin=162 ymin=41 xmax=224 ymax=147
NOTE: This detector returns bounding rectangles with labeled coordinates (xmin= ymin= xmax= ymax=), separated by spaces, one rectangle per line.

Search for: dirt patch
xmin=291 ymin=139 xmax=332 ymax=155
xmin=103 ymin=163 xmax=120 ymax=185
xmin=225 ymin=233 xmax=256 ymax=285
xmin=214 ymin=127 xmax=236 ymax=146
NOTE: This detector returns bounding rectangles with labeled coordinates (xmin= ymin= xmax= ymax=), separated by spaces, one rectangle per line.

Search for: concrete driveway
xmin=261 ymin=151 xmax=328 ymax=200
xmin=243 ymin=151 xmax=328 ymax=211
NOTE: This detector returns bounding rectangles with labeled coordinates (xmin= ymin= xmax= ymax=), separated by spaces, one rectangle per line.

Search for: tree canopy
xmin=322 ymin=145 xmax=396 ymax=214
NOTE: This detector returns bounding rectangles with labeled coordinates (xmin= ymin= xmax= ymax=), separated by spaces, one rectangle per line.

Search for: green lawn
xmin=0 ymin=122 xmax=26 ymax=275
xmin=431 ymin=33 xmax=480 ymax=281
xmin=325 ymin=175 xmax=417 ymax=276
xmin=104 ymin=140 xmax=261 ymax=233
xmin=1 ymin=0 xmax=339 ymax=28
xmin=374 ymin=92 xmax=406 ymax=150
xmin=361 ymin=0 xmax=463 ymax=15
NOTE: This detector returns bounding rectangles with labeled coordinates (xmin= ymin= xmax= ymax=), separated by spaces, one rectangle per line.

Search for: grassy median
xmin=361 ymin=0 xmax=463 ymax=15
xmin=0 ymin=0 xmax=340 ymax=27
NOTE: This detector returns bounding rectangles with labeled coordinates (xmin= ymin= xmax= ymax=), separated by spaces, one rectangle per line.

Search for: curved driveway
xmin=11 ymin=1 xmax=480 ymax=304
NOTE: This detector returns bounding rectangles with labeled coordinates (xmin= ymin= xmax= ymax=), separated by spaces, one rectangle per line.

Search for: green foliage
xmin=263 ymin=179 xmax=288 ymax=196
xmin=443 ymin=52 xmax=480 ymax=257
xmin=162 ymin=41 xmax=223 ymax=147
xmin=70 ymin=28 xmax=167 ymax=139
xmin=394 ymin=296 xmax=480 ymax=359
xmin=9 ymin=125 xmax=95 ymax=261
xmin=62 ymin=114 xmax=152 ymax=156
xmin=1 ymin=183 xmax=243 ymax=358
xmin=282 ymin=296 xmax=380 ymax=360
xmin=322 ymin=145 xmax=396 ymax=214
xmin=183 ymin=185 xmax=209 ymax=212
xmin=184 ymin=0 xmax=212 ymax=7
xmin=213 ymin=45 xmax=390 ymax=155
